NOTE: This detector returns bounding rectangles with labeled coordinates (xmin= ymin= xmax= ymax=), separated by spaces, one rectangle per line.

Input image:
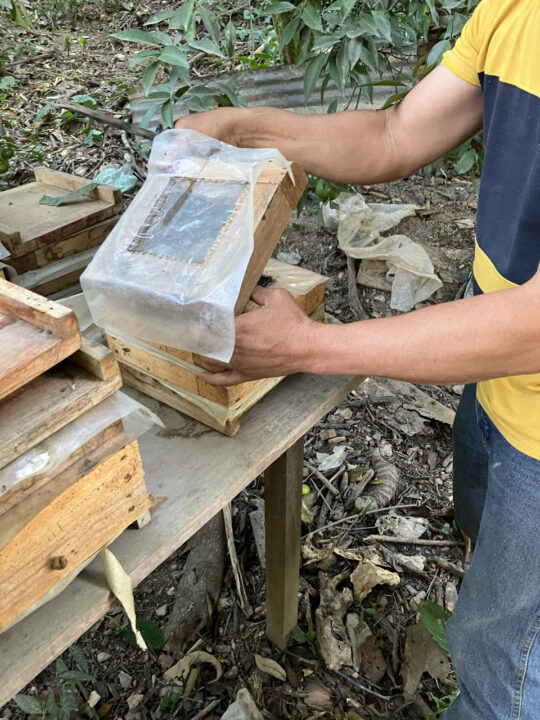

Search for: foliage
xmin=118 ymin=616 xmax=164 ymax=649
xmin=159 ymin=690 xmax=181 ymax=713
xmin=427 ymin=688 xmax=459 ymax=719
xmin=291 ymin=625 xmax=318 ymax=654
xmin=418 ymin=600 xmax=452 ymax=652
xmin=0 ymin=0 xmax=31 ymax=27
xmin=13 ymin=645 xmax=97 ymax=720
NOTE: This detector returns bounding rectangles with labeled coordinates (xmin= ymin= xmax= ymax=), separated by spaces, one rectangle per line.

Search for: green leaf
xmin=224 ymin=20 xmax=236 ymax=58
xmin=186 ymin=94 xmax=217 ymax=112
xmin=60 ymin=686 xmax=79 ymax=712
xmin=168 ymin=0 xmax=195 ymax=32
xmin=111 ymin=30 xmax=165 ymax=47
xmin=335 ymin=43 xmax=350 ymax=94
xmin=72 ymin=94 xmax=98 ymax=109
xmin=372 ymin=10 xmax=392 ymax=43
xmin=427 ymin=39 xmax=452 ymax=67
xmin=119 ymin=617 xmax=164 ymax=649
xmin=418 ymin=601 xmax=451 ymax=652
xmin=35 ymin=103 xmax=55 ymax=122
xmin=161 ymin=98 xmax=174 ymax=129
xmin=187 ymin=38 xmax=225 ymax=58
xmin=349 ymin=13 xmax=379 ymax=37
xmin=280 ymin=16 xmax=301 ymax=47
xmin=198 ymin=5 xmax=220 ymax=46
xmin=304 ymin=53 xmax=327 ymax=103
xmin=453 ymin=148 xmax=476 ymax=174
xmin=327 ymin=99 xmax=338 ymax=113
xmin=265 ymin=1 xmax=296 ymax=13
xmin=159 ymin=46 xmax=189 ymax=68
xmin=45 ymin=690 xmax=58 ymax=717
xmin=213 ymin=80 xmax=246 ymax=107
xmin=129 ymin=49 xmax=160 ymax=67
xmin=142 ymin=61 xmax=160 ymax=95
xmin=40 ymin=183 xmax=98 ymax=207
xmin=13 ymin=695 xmax=44 ymax=715
xmin=144 ymin=9 xmax=177 ymax=25
xmin=302 ymin=5 xmax=323 ymax=32
xmin=68 ymin=644 xmax=89 ymax=673
xmin=312 ymin=31 xmax=345 ymax=52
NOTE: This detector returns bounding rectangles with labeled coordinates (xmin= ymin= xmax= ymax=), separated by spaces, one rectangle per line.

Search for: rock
xmin=118 ymin=670 xmax=133 ymax=690
xmin=97 ymin=652 xmax=110 ymax=663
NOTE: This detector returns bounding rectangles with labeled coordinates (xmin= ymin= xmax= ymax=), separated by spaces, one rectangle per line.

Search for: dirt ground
xmin=1 ymin=4 xmax=479 ymax=719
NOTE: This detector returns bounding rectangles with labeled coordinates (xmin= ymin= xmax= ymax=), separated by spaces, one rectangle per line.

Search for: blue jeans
xmin=445 ymin=384 xmax=540 ymax=719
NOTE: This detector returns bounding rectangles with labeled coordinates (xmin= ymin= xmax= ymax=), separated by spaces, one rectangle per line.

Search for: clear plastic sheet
xmin=0 ymin=392 xmax=161 ymax=489
xmin=322 ymin=192 xmax=441 ymax=311
xmin=81 ymin=129 xmax=290 ymax=362
xmin=262 ymin=258 xmax=326 ymax=295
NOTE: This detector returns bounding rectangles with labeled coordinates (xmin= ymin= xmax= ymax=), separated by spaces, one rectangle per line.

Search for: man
xmin=175 ymin=1 xmax=540 ymax=717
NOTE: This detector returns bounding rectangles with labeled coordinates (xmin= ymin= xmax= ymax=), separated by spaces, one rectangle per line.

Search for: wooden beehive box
xmin=107 ymin=260 xmax=326 ymax=436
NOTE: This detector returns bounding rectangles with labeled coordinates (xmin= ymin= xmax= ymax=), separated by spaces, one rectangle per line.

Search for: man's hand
xmin=200 ymin=287 xmax=318 ymax=386
xmin=175 ymin=107 xmax=246 ymax=146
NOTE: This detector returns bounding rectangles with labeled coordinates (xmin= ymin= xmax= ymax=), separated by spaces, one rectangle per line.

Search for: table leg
xmin=264 ymin=435 xmax=304 ymax=650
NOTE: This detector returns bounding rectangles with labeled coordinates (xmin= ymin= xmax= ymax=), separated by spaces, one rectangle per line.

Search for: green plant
xmin=291 ymin=625 xmax=318 ymax=654
xmin=418 ymin=600 xmax=452 ymax=652
xmin=427 ymin=688 xmax=459 ymax=719
xmin=117 ymin=616 xmax=164 ymax=649
xmin=0 ymin=0 xmax=31 ymax=27
xmin=13 ymin=645 xmax=97 ymax=720
xmin=160 ymin=690 xmax=181 ymax=713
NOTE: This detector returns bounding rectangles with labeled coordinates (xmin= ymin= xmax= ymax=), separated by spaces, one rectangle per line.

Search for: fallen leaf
xmin=402 ymin=622 xmax=451 ymax=698
xmin=221 ymin=688 xmax=263 ymax=720
xmin=376 ymin=512 xmax=428 ymax=539
xmin=360 ymin=635 xmax=387 ymax=683
xmin=315 ymin=571 xmax=353 ymax=671
xmin=165 ymin=651 xmax=222 ymax=685
xmin=346 ymin=614 xmax=372 ymax=671
xmin=303 ymin=681 xmax=333 ymax=709
xmin=126 ymin=694 xmax=144 ymax=711
xmin=350 ymin=559 xmax=400 ymax=602
xmin=254 ymin=654 xmax=286 ymax=682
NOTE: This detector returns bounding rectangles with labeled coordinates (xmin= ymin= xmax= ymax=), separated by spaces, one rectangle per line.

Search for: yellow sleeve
xmin=442 ymin=1 xmax=485 ymax=87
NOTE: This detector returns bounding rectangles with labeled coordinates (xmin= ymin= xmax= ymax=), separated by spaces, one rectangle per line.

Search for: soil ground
xmin=1 ymin=4 xmax=478 ymax=719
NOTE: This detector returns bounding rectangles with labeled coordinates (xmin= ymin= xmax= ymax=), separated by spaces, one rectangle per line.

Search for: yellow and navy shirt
xmin=442 ymin=0 xmax=540 ymax=459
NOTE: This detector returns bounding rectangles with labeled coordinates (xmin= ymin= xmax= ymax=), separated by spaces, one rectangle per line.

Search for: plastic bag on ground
xmin=322 ymin=193 xmax=441 ymax=311
xmin=81 ymin=129 xmax=290 ymax=362
xmin=221 ymin=689 xmax=263 ymax=720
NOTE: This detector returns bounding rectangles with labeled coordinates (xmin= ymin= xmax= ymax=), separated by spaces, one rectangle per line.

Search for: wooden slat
xmin=0 ymin=357 xmax=122 ymax=470
xmin=0 ymin=280 xmax=81 ymax=401
xmin=0 ymin=441 xmax=151 ymax=632
xmin=7 ymin=216 xmax=119 ymax=274
xmin=15 ymin=247 xmax=98 ymax=296
xmin=0 ymin=419 xmax=125 ymax=517
xmin=34 ymin=167 xmax=121 ymax=205
xmin=234 ymin=162 xmax=308 ymax=314
xmin=265 ymin=436 xmax=304 ymax=649
xmin=72 ymin=337 xmax=120 ymax=380
xmin=0 ymin=372 xmax=364 ymax=706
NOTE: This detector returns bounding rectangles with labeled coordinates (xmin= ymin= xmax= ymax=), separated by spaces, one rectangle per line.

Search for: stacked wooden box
xmin=105 ymin=162 xmax=323 ymax=435
xmin=0 ymin=279 xmax=153 ymax=632
xmin=0 ymin=167 xmax=122 ymax=298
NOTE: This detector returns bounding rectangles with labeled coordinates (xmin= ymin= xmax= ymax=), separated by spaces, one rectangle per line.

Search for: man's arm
xmin=175 ymin=65 xmax=483 ymax=184
xmin=200 ymin=267 xmax=540 ymax=387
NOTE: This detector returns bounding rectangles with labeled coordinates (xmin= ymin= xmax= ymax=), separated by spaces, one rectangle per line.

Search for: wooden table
xmin=0 ymin=372 xmax=362 ymax=707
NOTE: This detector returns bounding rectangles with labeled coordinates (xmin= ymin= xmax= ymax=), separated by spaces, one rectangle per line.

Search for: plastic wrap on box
xmin=81 ymin=129 xmax=290 ymax=362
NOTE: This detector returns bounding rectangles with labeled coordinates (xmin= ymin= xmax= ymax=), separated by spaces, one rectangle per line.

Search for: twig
xmin=333 ymin=669 xmax=395 ymax=701
xmin=346 ymin=255 xmax=370 ymax=320
xmin=189 ymin=699 xmax=220 ymax=720
xmin=434 ymin=556 xmax=465 ymax=578
xmin=304 ymin=461 xmax=342 ymax=497
xmin=363 ymin=535 xmax=465 ymax=547
xmin=223 ymin=503 xmax=253 ymax=617
xmin=302 ymin=503 xmax=421 ymax=539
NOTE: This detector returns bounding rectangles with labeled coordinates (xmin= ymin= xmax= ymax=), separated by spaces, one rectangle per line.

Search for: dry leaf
xmin=345 ymin=711 xmax=368 ymax=720
xmin=376 ymin=512 xmax=428 ymax=539
xmin=346 ymin=614 xmax=372 ymax=672
xmin=303 ymin=682 xmax=332 ymax=709
xmin=315 ymin=571 xmax=353 ymax=670
xmin=402 ymin=622 xmax=451 ymax=698
xmin=221 ymin=688 xmax=263 ymax=720
xmin=165 ymin=651 xmax=223 ymax=685
xmin=350 ymin=559 xmax=400 ymax=602
xmin=360 ymin=635 xmax=386 ymax=683
xmin=254 ymin=654 xmax=286 ymax=682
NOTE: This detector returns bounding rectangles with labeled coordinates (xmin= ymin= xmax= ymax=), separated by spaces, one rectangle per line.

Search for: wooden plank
xmin=15 ymin=247 xmax=98 ymax=295
xmin=234 ymin=162 xmax=308 ymax=314
xmin=264 ymin=436 xmax=304 ymax=649
xmin=0 ymin=419 xmax=125 ymax=517
xmin=72 ymin=337 xmax=119 ymax=381
xmin=0 ymin=372 xmax=364 ymax=707
xmin=0 ymin=280 xmax=81 ymax=401
xmin=0 ymin=169 xmax=122 ymax=257
xmin=0 ymin=278 xmax=79 ymax=337
xmin=0 ymin=441 xmax=151 ymax=632
xmin=0 ymin=360 xmax=122 ymax=470
xmin=7 ymin=216 xmax=119 ymax=274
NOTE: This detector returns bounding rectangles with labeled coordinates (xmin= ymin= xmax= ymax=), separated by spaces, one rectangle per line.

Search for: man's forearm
xmin=307 ymin=281 xmax=540 ymax=385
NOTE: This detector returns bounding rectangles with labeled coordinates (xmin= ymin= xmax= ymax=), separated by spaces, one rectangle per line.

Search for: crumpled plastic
xmin=221 ymin=689 xmax=263 ymax=720
xmin=322 ymin=193 xmax=442 ymax=311
xmin=81 ymin=129 xmax=290 ymax=362
xmin=94 ymin=163 xmax=138 ymax=193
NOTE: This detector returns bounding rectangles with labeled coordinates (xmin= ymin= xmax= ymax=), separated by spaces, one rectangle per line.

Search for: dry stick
xmin=346 ymin=255 xmax=370 ymax=321
xmin=333 ymin=669 xmax=395 ymax=701
xmin=189 ymin=699 xmax=220 ymax=720
xmin=304 ymin=461 xmax=342 ymax=497
xmin=363 ymin=534 xmax=465 ymax=547
xmin=223 ymin=503 xmax=253 ymax=617
xmin=434 ymin=556 xmax=465 ymax=578
xmin=301 ymin=503 xmax=421 ymax=540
